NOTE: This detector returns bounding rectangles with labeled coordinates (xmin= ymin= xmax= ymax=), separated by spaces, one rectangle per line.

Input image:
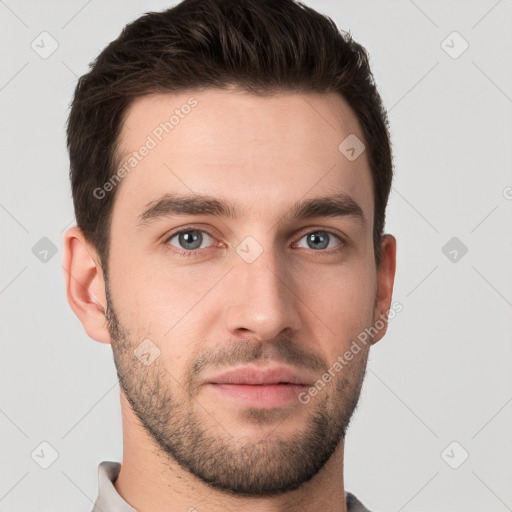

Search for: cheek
xmin=109 ymin=261 xmax=224 ymax=363
xmin=297 ymin=261 xmax=376 ymax=343
xmin=110 ymin=239 xmax=203 ymax=317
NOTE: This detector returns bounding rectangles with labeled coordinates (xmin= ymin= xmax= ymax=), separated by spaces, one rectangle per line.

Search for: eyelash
xmin=163 ymin=226 xmax=346 ymax=258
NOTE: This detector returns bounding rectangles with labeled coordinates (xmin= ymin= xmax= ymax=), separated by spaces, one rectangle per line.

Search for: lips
xmin=204 ymin=365 xmax=311 ymax=386
xmin=204 ymin=365 xmax=311 ymax=409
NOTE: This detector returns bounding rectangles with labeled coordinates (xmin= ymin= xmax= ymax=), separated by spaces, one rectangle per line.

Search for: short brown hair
xmin=67 ymin=0 xmax=393 ymax=271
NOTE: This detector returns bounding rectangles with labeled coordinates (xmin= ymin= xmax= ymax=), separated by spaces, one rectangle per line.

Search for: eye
xmin=165 ymin=229 xmax=216 ymax=253
xmin=295 ymin=230 xmax=343 ymax=251
xmin=164 ymin=227 xmax=344 ymax=258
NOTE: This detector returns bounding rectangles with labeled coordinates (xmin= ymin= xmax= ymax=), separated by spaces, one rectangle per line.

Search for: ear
xmin=62 ymin=226 xmax=112 ymax=344
xmin=371 ymin=234 xmax=397 ymax=345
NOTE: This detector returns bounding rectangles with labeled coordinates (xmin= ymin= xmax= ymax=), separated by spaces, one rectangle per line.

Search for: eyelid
xmin=294 ymin=226 xmax=345 ymax=242
xmin=163 ymin=224 xmax=218 ymax=241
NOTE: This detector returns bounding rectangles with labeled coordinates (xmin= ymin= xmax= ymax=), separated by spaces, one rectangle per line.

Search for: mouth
xmin=204 ymin=365 xmax=311 ymax=409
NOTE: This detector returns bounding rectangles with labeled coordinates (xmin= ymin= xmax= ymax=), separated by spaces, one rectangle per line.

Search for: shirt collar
xmin=92 ymin=461 xmax=137 ymax=512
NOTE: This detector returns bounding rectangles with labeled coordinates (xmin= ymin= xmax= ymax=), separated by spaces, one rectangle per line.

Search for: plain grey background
xmin=1 ymin=1 xmax=511 ymax=511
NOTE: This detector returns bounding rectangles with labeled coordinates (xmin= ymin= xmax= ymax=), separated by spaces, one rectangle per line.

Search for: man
xmin=63 ymin=0 xmax=396 ymax=510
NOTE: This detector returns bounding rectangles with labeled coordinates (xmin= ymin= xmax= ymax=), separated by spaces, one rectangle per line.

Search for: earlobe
xmin=371 ymin=234 xmax=397 ymax=345
xmin=62 ymin=226 xmax=112 ymax=345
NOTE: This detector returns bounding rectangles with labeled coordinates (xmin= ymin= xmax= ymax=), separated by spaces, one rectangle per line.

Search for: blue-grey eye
xmin=167 ymin=230 xmax=214 ymax=251
xmin=296 ymin=231 xmax=341 ymax=250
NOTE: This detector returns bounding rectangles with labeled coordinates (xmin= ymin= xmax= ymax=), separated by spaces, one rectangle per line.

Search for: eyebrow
xmin=136 ymin=192 xmax=366 ymax=228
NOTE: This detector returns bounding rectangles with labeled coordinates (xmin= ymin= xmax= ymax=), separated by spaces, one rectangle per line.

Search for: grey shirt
xmin=92 ymin=461 xmax=373 ymax=512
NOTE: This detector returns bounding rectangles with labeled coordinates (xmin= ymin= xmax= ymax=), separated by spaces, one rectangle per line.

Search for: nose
xmin=223 ymin=241 xmax=303 ymax=342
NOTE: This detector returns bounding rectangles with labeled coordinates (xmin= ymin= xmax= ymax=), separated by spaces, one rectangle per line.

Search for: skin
xmin=63 ymin=88 xmax=396 ymax=512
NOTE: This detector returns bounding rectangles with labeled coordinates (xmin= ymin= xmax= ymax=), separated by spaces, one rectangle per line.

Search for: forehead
xmin=112 ymin=88 xmax=373 ymax=226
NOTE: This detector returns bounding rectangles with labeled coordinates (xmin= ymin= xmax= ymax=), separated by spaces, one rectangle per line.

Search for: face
xmin=103 ymin=88 xmax=392 ymax=496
